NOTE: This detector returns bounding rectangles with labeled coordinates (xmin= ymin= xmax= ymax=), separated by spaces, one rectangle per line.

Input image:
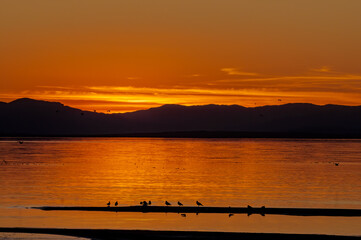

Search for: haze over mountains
xmin=1 ymin=98 xmax=361 ymax=137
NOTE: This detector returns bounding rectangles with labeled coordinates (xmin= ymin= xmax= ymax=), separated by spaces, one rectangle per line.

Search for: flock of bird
xmin=106 ymin=200 xmax=203 ymax=207
xmin=104 ymin=201 xmax=266 ymax=218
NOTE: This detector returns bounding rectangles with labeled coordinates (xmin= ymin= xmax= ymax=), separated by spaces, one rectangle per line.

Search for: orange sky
xmin=1 ymin=0 xmax=361 ymax=112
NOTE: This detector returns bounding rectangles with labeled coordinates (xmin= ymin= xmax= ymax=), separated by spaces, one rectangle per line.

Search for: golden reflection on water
xmin=0 ymin=138 xmax=361 ymax=235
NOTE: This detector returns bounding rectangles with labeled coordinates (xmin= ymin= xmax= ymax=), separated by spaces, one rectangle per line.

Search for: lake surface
xmin=0 ymin=138 xmax=360 ymax=236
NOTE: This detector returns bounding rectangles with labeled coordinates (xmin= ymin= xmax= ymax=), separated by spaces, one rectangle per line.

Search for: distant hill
xmin=1 ymin=98 xmax=361 ymax=137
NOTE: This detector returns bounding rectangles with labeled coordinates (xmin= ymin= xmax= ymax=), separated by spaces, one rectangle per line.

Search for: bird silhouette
xmin=107 ymin=201 xmax=110 ymax=207
xmin=177 ymin=201 xmax=183 ymax=206
xmin=335 ymin=162 xmax=339 ymax=166
xmin=148 ymin=201 xmax=152 ymax=205
xmin=260 ymin=206 xmax=266 ymax=215
xmin=165 ymin=201 xmax=171 ymax=206
xmin=196 ymin=201 xmax=203 ymax=207
xmin=115 ymin=201 xmax=118 ymax=207
xmin=141 ymin=201 xmax=148 ymax=206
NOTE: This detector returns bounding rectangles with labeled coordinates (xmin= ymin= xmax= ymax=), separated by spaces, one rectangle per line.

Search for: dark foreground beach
xmin=0 ymin=227 xmax=360 ymax=240
xmin=35 ymin=206 xmax=361 ymax=217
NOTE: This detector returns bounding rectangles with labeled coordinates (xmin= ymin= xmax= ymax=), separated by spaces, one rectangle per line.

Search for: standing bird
xmin=196 ymin=201 xmax=203 ymax=207
xmin=107 ymin=201 xmax=110 ymax=207
xmin=115 ymin=201 xmax=118 ymax=207
xmin=148 ymin=201 xmax=152 ymax=205
xmin=165 ymin=201 xmax=171 ymax=206
xmin=177 ymin=201 xmax=183 ymax=206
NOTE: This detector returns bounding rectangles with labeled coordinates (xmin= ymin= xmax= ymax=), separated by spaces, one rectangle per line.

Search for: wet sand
xmin=34 ymin=206 xmax=361 ymax=217
xmin=0 ymin=227 xmax=360 ymax=240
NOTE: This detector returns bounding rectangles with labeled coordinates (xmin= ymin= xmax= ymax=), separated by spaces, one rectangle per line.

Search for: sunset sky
xmin=1 ymin=0 xmax=361 ymax=112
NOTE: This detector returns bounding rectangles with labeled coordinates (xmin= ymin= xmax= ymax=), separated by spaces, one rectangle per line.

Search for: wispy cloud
xmin=311 ymin=66 xmax=332 ymax=73
xmin=213 ymin=74 xmax=361 ymax=83
xmin=221 ymin=68 xmax=258 ymax=76
xmin=209 ymin=74 xmax=361 ymax=94
xmin=189 ymin=74 xmax=202 ymax=77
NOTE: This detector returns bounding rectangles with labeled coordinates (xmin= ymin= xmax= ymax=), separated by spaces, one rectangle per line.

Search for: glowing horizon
xmin=1 ymin=76 xmax=361 ymax=113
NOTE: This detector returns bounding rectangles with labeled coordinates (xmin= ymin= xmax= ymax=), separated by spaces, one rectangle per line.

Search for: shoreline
xmin=34 ymin=206 xmax=361 ymax=217
xmin=2 ymin=131 xmax=361 ymax=139
xmin=0 ymin=227 xmax=360 ymax=240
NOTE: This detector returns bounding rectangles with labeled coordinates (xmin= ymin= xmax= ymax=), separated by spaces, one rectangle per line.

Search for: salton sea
xmin=0 ymin=138 xmax=360 ymax=236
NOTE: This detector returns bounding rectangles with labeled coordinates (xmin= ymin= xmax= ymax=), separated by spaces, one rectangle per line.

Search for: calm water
xmin=0 ymin=138 xmax=360 ymax=236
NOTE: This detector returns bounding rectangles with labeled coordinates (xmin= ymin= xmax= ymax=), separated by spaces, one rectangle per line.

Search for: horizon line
xmin=2 ymin=97 xmax=361 ymax=115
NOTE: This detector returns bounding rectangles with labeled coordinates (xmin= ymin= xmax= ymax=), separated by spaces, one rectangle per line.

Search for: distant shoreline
xmin=35 ymin=206 xmax=361 ymax=217
xmin=0 ymin=227 xmax=359 ymax=240
xmin=2 ymin=99 xmax=361 ymax=138
xmin=1 ymin=131 xmax=361 ymax=139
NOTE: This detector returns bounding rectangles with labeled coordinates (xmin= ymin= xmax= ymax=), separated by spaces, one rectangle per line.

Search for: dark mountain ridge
xmin=1 ymin=98 xmax=361 ymax=137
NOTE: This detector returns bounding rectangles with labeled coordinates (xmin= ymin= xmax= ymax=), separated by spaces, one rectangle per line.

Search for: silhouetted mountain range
xmin=1 ymin=98 xmax=361 ymax=137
